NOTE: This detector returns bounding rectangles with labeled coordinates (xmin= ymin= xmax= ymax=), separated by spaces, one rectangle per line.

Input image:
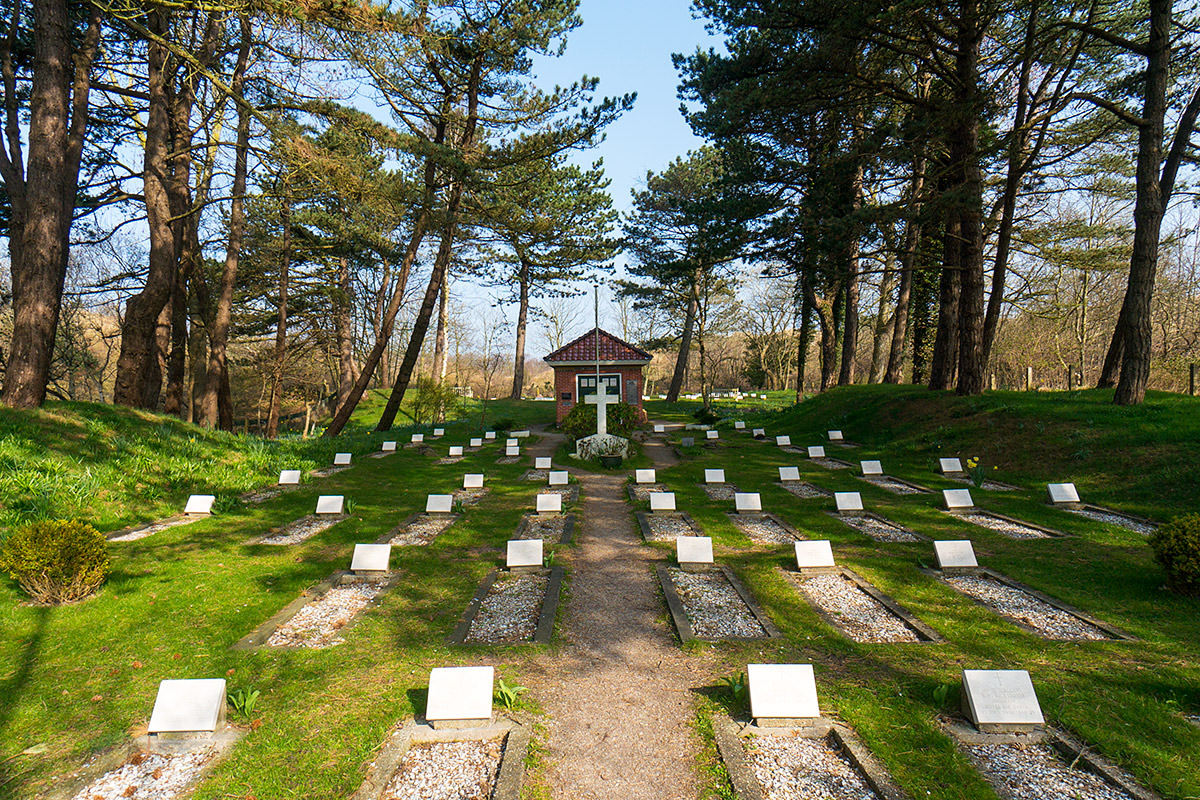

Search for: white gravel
xmin=522 ymin=469 xmax=549 ymax=482
xmin=109 ymin=517 xmax=195 ymax=542
xmin=1067 ymin=508 xmax=1156 ymax=536
xmin=453 ymin=487 xmax=490 ymax=506
xmin=963 ymin=742 xmax=1136 ymax=800
xmin=517 ymin=514 xmax=569 ymax=543
xmin=465 ymin=573 xmax=548 ymax=643
xmin=630 ymin=482 xmax=668 ymax=501
xmin=644 ymin=514 xmax=700 ymax=541
xmin=259 ymin=515 xmax=344 ymax=545
xmin=731 ymin=515 xmax=800 ymax=544
xmin=310 ymin=466 xmax=348 ymax=477
xmin=384 ymin=738 xmax=504 ymax=800
xmin=435 ymin=456 xmax=464 ymax=465
xmin=540 ymin=486 xmax=579 ymax=503
xmin=838 ymin=515 xmax=921 ymax=543
xmin=266 ymin=580 xmax=386 ymax=648
xmin=495 ymin=456 xmax=521 ymax=465
xmin=861 ymin=477 xmax=925 ymax=496
xmin=944 ymin=575 xmax=1109 ymax=640
xmin=959 ymin=513 xmax=1052 ymax=540
xmin=668 ymin=568 xmax=766 ymax=639
xmin=242 ymin=487 xmax=284 ymax=503
xmin=70 ymin=747 xmax=215 ymax=800
xmin=813 ymin=458 xmax=851 ymax=470
xmin=702 ymin=483 xmax=738 ymax=501
xmin=390 ymin=515 xmax=455 ymax=546
xmin=746 ymin=733 xmax=880 ymax=800
xmin=794 ymin=573 xmax=920 ymax=642
xmin=779 ymin=482 xmax=831 ymax=499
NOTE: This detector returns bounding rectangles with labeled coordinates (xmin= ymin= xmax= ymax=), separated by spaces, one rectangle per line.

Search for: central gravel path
xmin=521 ymin=426 xmax=708 ymax=800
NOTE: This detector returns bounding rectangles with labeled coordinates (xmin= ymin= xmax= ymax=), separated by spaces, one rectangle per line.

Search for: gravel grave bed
xmin=435 ymin=456 xmax=464 ymax=465
xmin=963 ymin=742 xmax=1136 ymax=800
xmin=310 ymin=466 xmax=348 ymax=477
xmin=109 ymin=517 xmax=195 ymax=542
xmin=260 ymin=515 xmax=343 ymax=545
xmin=496 ymin=456 xmax=521 ymax=465
xmin=731 ymin=515 xmax=799 ymax=544
xmin=943 ymin=575 xmax=1108 ymax=640
xmin=1186 ymin=714 xmax=1200 ymax=727
xmin=383 ymin=738 xmax=504 ymax=800
xmin=702 ymin=483 xmax=738 ymax=501
xmin=540 ymin=486 xmax=579 ymax=503
xmin=266 ymin=579 xmax=387 ymax=648
xmin=242 ymin=487 xmax=284 ymax=503
xmin=465 ymin=573 xmax=548 ymax=643
xmin=667 ymin=568 xmax=766 ymax=638
xmin=644 ymin=514 xmax=700 ymax=541
xmin=522 ymin=469 xmax=549 ymax=481
xmin=862 ymin=477 xmax=925 ymax=496
xmin=838 ymin=514 xmax=921 ymax=543
xmin=746 ymin=733 xmax=880 ymax=800
xmin=71 ymin=747 xmax=216 ymax=800
xmin=959 ymin=512 xmax=1051 ymax=540
xmin=453 ymin=487 xmax=490 ymax=506
xmin=390 ymin=515 xmax=455 ymax=546
xmin=1067 ymin=508 xmax=1156 ymax=535
xmin=780 ymin=481 xmax=831 ymax=499
xmin=516 ymin=515 xmax=568 ymax=543
xmin=813 ymin=458 xmax=851 ymax=470
xmin=781 ymin=446 xmax=806 ymax=454
xmin=630 ymin=482 xmax=668 ymax=501
xmin=793 ymin=573 xmax=920 ymax=642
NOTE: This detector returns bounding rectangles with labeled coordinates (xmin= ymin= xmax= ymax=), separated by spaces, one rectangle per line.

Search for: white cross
xmin=585 ymin=381 xmax=620 ymax=437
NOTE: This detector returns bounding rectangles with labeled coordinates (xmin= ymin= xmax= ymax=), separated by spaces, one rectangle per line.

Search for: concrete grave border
xmin=376 ymin=512 xmax=463 ymax=545
xmin=348 ymin=718 xmax=529 ymax=800
xmin=725 ymin=511 xmax=804 ymax=543
xmin=785 ymin=566 xmax=944 ymax=643
xmin=922 ymin=566 xmax=1135 ymax=641
xmin=513 ymin=512 xmax=576 ymax=545
xmin=635 ymin=511 xmax=702 ymax=542
xmin=825 ymin=510 xmax=929 ymax=541
xmin=714 ymin=716 xmax=910 ymax=800
xmin=232 ymin=570 xmax=400 ymax=650
xmin=656 ymin=564 xmax=781 ymax=644
xmin=1054 ymin=501 xmax=1158 ymax=532
xmin=942 ymin=507 xmax=1069 ymax=538
xmin=447 ymin=566 xmax=565 ymax=646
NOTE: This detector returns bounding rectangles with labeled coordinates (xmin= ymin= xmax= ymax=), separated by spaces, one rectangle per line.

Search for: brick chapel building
xmin=544 ymin=328 xmax=652 ymax=424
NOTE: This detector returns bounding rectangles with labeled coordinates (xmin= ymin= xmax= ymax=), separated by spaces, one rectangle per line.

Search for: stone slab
xmin=706 ymin=430 xmax=719 ymax=440
xmin=834 ymin=491 xmax=863 ymax=514
xmin=536 ymin=494 xmax=562 ymax=514
xmin=676 ymin=535 xmax=713 ymax=565
xmin=426 ymin=494 xmax=454 ymax=514
xmin=505 ymin=445 xmax=520 ymax=456
xmin=184 ymin=495 xmax=215 ymax=515
xmin=147 ymin=678 xmax=227 ymax=734
xmin=778 ymin=466 xmax=800 ymax=482
xmin=548 ymin=470 xmax=569 ymax=486
xmin=433 ymin=427 xmax=444 ymax=437
xmin=747 ymin=663 xmax=819 ymax=723
xmin=351 ymin=543 xmax=391 ymax=573
xmin=315 ymin=495 xmax=344 ymax=515
xmin=934 ymin=540 xmax=978 ymax=570
xmin=513 ymin=429 xmax=530 ymax=438
xmin=653 ymin=423 xmax=666 ymax=433
xmin=734 ymin=492 xmax=762 ymax=513
xmin=807 ymin=445 xmax=826 ymax=459
xmin=425 ymin=666 xmax=493 ymax=725
xmin=775 ymin=435 xmax=791 ymax=447
xmin=752 ymin=428 xmax=765 ymax=437
xmin=463 ymin=473 xmax=485 ymax=489
xmin=1047 ymin=482 xmax=1080 ymax=505
xmin=333 ymin=452 xmax=352 ymax=466
xmin=649 ymin=492 xmax=676 ymax=512
xmin=704 ymin=468 xmax=726 ymax=484
xmin=484 ymin=431 xmax=496 ymax=440
xmin=794 ymin=540 xmax=835 ymax=570
xmin=278 ymin=470 xmax=302 ymax=485
xmin=635 ymin=468 xmax=656 ymax=484
xmin=940 ymin=457 xmax=964 ymax=474
xmin=828 ymin=430 xmax=844 ymax=441
xmin=382 ymin=441 xmax=397 ymax=452
xmin=448 ymin=446 xmax=464 ymax=457
xmin=470 ymin=438 xmax=483 ymax=447
xmin=961 ymin=669 xmax=1044 ymax=733
xmin=506 ymin=539 xmax=543 ymax=568
xmin=943 ymin=488 xmax=975 ymax=510
xmin=411 ymin=434 xmax=425 ymax=443
xmin=681 ymin=437 xmax=695 ymax=447
xmin=860 ymin=460 xmax=883 ymax=476
xmin=535 ymin=457 xmax=552 ymax=470
xmin=734 ymin=421 xmax=746 ymax=429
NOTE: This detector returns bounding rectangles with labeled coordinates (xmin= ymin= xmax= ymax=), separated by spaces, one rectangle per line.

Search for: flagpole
xmin=594 ymin=283 xmax=600 ymax=386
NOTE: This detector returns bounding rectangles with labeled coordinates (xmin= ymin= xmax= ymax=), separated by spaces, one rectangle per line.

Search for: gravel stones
xmin=517 ymin=514 xmax=569 ymax=543
xmin=779 ymin=482 xmax=831 ymax=499
xmin=71 ymin=748 xmax=215 ymax=800
xmin=838 ymin=514 xmax=921 ymax=543
xmin=435 ymin=456 xmax=464 ymax=465
xmin=793 ymin=573 xmax=920 ymax=642
xmin=812 ymin=458 xmax=851 ymax=470
xmin=702 ymin=483 xmax=738 ymax=501
xmin=109 ymin=517 xmax=195 ymax=542
xmin=860 ymin=477 xmax=925 ymax=496
xmin=453 ymin=487 xmax=490 ymax=506
xmin=390 ymin=515 xmax=455 ymax=546
xmin=495 ymin=456 xmax=521 ymax=465
xmin=644 ymin=514 xmax=701 ymax=541
xmin=522 ymin=469 xmax=549 ymax=482
xmin=667 ymin=568 xmax=766 ymax=639
xmin=731 ymin=515 xmax=799 ymax=544
xmin=465 ymin=574 xmax=548 ymax=643
xmin=266 ymin=580 xmax=386 ymax=648
xmin=383 ymin=738 xmax=504 ymax=800
xmin=630 ymin=482 xmax=668 ymax=501
xmin=944 ymin=575 xmax=1109 ymax=640
xmin=260 ymin=515 xmax=343 ymax=545
xmin=963 ymin=742 xmax=1135 ymax=800
xmin=1068 ymin=508 xmax=1155 ymax=535
xmin=540 ymin=486 xmax=579 ymax=503
xmin=746 ymin=733 xmax=880 ymax=800
xmin=242 ymin=487 xmax=284 ymax=503
xmin=959 ymin=513 xmax=1051 ymax=540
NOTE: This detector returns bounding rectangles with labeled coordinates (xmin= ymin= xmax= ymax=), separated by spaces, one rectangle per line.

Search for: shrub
xmin=0 ymin=519 xmax=111 ymax=604
xmin=1149 ymin=514 xmax=1200 ymax=596
xmin=411 ymin=378 xmax=463 ymax=424
xmin=560 ymin=402 xmax=639 ymax=440
xmin=691 ymin=406 xmax=719 ymax=425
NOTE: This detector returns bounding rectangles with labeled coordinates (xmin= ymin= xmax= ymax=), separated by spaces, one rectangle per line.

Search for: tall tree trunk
xmin=885 ymin=150 xmax=926 ymax=384
xmin=666 ymin=273 xmax=701 ymax=401
xmin=266 ymin=197 xmax=290 ymax=439
xmin=796 ymin=275 xmax=813 ymax=400
xmin=432 ymin=269 xmax=449 ymax=382
xmin=838 ymin=159 xmax=863 ymax=386
xmin=929 ymin=208 xmax=962 ymax=390
xmin=0 ymin=2 xmax=100 ymax=408
xmin=510 ymin=255 xmax=530 ymax=399
xmin=371 ymin=257 xmax=393 ymax=389
xmin=869 ymin=251 xmax=897 ymax=383
xmin=334 ymin=255 xmax=358 ymax=411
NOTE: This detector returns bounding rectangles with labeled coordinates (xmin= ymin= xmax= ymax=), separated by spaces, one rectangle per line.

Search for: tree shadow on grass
xmin=0 ymin=604 xmax=50 ymax=794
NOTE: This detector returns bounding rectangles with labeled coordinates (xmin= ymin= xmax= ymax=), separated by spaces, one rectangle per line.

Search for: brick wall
xmin=553 ymin=366 xmax=647 ymax=424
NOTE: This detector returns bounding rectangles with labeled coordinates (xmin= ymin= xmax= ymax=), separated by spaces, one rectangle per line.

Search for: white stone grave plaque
xmin=794 ymin=541 xmax=836 ymax=570
xmin=753 ymin=428 xmax=765 ymax=437
xmin=506 ymin=539 xmax=543 ymax=569
xmin=506 ymin=438 xmax=518 ymax=447
xmin=653 ymin=424 xmax=666 ymax=433
xmin=506 ymin=444 xmax=520 ymax=456
xmin=706 ymin=430 xmax=719 ymax=440
xmin=184 ymin=495 xmax=215 ymax=515
xmin=382 ymin=441 xmax=397 ymax=452
xmin=961 ymin=669 xmax=1044 ymax=733
xmin=470 ymin=438 xmax=483 ymax=448
xmin=834 ymin=492 xmax=863 ymax=514
xmin=934 ymin=540 xmax=978 ymax=570
xmin=448 ymin=445 xmax=463 ymax=457
xmin=426 ymin=494 xmax=454 ymax=514
xmin=485 ymin=431 xmax=497 ymax=440
xmin=513 ymin=429 xmax=530 ymax=438
xmin=860 ymin=460 xmax=883 ymax=476
xmin=548 ymin=470 xmax=569 ymax=486
xmin=147 ymin=678 xmax=227 ymax=735
xmin=807 ymin=445 xmax=826 ymax=459
xmin=828 ymin=430 xmax=844 ymax=441
xmin=734 ymin=492 xmax=762 ymax=513
xmin=649 ymin=492 xmax=676 ymax=512
xmin=943 ymin=488 xmax=975 ymax=510
xmin=351 ymin=543 xmax=391 ymax=573
xmin=535 ymin=457 xmax=552 ymax=470
xmin=776 ymin=435 xmax=792 ymax=447
xmin=704 ymin=468 xmax=726 ymax=484
xmin=1047 ymin=482 xmax=1080 ymax=505
xmin=463 ymin=473 xmax=484 ymax=489
xmin=315 ymin=495 xmax=344 ymax=515
xmin=433 ymin=427 xmax=445 ymax=437
xmin=681 ymin=437 xmax=695 ymax=447
xmin=426 ymin=666 xmax=494 ymax=726
xmin=734 ymin=421 xmax=746 ymax=430
xmin=333 ymin=452 xmax=352 ymax=466
xmin=635 ymin=469 xmax=656 ymax=484
xmin=278 ymin=470 xmax=301 ymax=485
xmin=747 ymin=663 xmax=820 ymax=724
xmin=411 ymin=433 xmax=425 ymax=444
xmin=778 ymin=466 xmax=800 ymax=482
xmin=676 ymin=536 xmax=713 ymax=565
xmin=940 ymin=457 xmax=964 ymax=474
xmin=536 ymin=493 xmax=562 ymax=514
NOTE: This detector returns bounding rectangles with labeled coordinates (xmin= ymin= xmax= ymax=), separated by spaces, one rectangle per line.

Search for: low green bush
xmin=1149 ymin=514 xmax=1200 ymax=596
xmin=692 ymin=406 xmax=719 ymax=425
xmin=0 ymin=519 xmax=111 ymax=604
xmin=560 ymin=402 xmax=639 ymax=440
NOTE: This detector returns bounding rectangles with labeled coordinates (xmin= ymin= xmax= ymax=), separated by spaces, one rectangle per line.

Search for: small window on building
xmin=577 ymin=373 xmax=621 ymax=401
xmin=561 ymin=392 xmax=572 ymax=401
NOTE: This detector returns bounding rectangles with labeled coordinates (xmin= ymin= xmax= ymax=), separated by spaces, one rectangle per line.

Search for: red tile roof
xmin=544 ymin=327 xmax=652 ymax=364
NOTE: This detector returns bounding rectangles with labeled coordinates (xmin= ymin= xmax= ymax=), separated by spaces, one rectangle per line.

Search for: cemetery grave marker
xmin=1047 ymin=482 xmax=1081 ymax=505
xmin=351 ymin=543 xmax=392 ymax=575
xmin=860 ymin=460 xmax=883 ymax=476
xmin=536 ymin=493 xmax=562 ymax=515
xmin=278 ymin=469 xmax=301 ymax=485
xmin=411 ymin=433 xmax=425 ymax=444
xmin=147 ymin=678 xmax=227 ymax=737
xmin=548 ymin=470 xmax=569 ymax=486
xmin=382 ymin=441 xmax=397 ymax=452
xmin=734 ymin=492 xmax=763 ymax=513
xmin=535 ymin=457 xmax=552 ymax=470
xmin=961 ymin=669 xmax=1044 ymax=733
xmin=635 ymin=468 xmax=656 ymax=484
xmin=676 ymin=535 xmax=714 ymax=568
xmin=654 ymin=424 xmax=666 ymax=433
xmin=448 ymin=445 xmax=464 ymax=457
xmin=734 ymin=420 xmax=746 ymax=430
xmin=485 ymin=431 xmax=496 ymax=440
xmin=506 ymin=444 xmax=520 ymax=456
xmin=807 ymin=445 xmax=826 ymax=459
xmin=425 ymin=666 xmax=494 ymax=728
xmin=706 ymin=430 xmax=719 ymax=440
xmin=934 ymin=540 xmax=979 ymax=572
xmin=828 ymin=430 xmax=844 ymax=442
xmin=184 ymin=495 xmax=215 ymax=516
xmin=794 ymin=541 xmax=836 ymax=574
xmin=747 ymin=663 xmax=820 ymax=727
xmin=432 ymin=427 xmax=444 ymax=437
xmin=426 ymin=494 xmax=454 ymax=514
xmin=943 ymin=488 xmax=976 ymax=511
xmin=463 ymin=473 xmax=485 ymax=489
xmin=705 ymin=468 xmax=726 ymax=484
xmin=834 ymin=491 xmax=864 ymax=515
xmin=775 ymin=435 xmax=791 ymax=447
xmin=940 ymin=457 xmax=965 ymax=476
xmin=649 ymin=492 xmax=677 ymax=513
xmin=513 ymin=429 xmax=530 ymax=438
xmin=506 ymin=438 xmax=519 ymax=447
xmin=333 ymin=452 xmax=352 ymax=466
xmin=470 ymin=437 xmax=484 ymax=447
xmin=315 ymin=495 xmax=344 ymax=515
xmin=506 ymin=539 xmax=544 ymax=570
xmin=752 ymin=428 xmax=765 ymax=437
xmin=778 ymin=466 xmax=800 ymax=482
xmin=681 ymin=436 xmax=695 ymax=447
